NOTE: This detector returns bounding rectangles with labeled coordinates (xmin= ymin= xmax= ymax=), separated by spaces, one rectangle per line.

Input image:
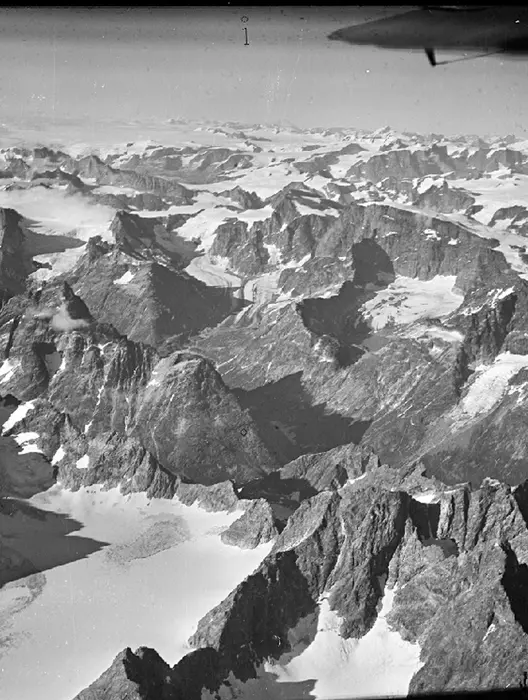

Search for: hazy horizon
xmin=1 ymin=6 xmax=527 ymax=144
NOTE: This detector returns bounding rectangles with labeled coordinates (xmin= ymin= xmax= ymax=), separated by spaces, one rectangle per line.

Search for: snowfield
xmin=0 ymin=486 xmax=273 ymax=700
xmin=264 ymin=586 xmax=423 ymax=699
xmin=361 ymin=276 xmax=464 ymax=330
xmin=450 ymin=173 xmax=528 ymax=226
xmin=454 ymin=352 xmax=528 ymax=419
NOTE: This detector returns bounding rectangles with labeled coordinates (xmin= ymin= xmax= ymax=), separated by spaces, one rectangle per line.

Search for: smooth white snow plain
xmin=0 ymin=485 xmax=272 ymax=700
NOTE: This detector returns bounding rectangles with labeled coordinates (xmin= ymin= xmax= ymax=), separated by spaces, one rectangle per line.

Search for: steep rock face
xmin=412 ymin=181 xmax=475 ymax=214
xmin=189 ymin=490 xmax=342 ymax=681
xmin=346 ymin=145 xmax=456 ymax=183
xmin=0 ymin=290 xmax=278 ymax=486
xmin=0 ymin=208 xmax=36 ymax=304
xmin=316 ymin=200 xmax=508 ymax=291
xmin=278 ymin=256 xmax=351 ymax=298
xmin=30 ymin=168 xmax=86 ymax=190
xmin=280 ymin=442 xmax=379 ymax=490
xmin=194 ymin=244 xmax=528 ymax=488
xmin=269 ymin=213 xmax=335 ymax=266
xmin=65 ymin=154 xmax=195 ymax=204
xmin=387 ymin=481 xmax=528 ymax=693
xmin=220 ymin=499 xmax=277 ymax=549
xmin=68 ymin=240 xmax=241 ymax=348
xmin=110 ymin=211 xmax=183 ymax=266
xmin=209 ymin=187 xmax=340 ymax=277
xmin=236 ymin=443 xmax=380 ymax=528
xmin=453 ymin=290 xmax=518 ymax=390
xmin=482 ymin=148 xmax=524 ymax=172
xmin=489 ymin=205 xmax=528 ymax=236
xmin=130 ymin=353 xmax=277 ymax=484
xmin=73 ymin=647 xmax=176 ymax=700
xmin=219 ymin=186 xmax=263 ymax=210
xmin=210 ymin=219 xmax=269 ymax=276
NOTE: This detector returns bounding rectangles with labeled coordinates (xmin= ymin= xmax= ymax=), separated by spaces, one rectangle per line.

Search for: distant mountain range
xmin=2 ymin=119 xmax=528 ymax=699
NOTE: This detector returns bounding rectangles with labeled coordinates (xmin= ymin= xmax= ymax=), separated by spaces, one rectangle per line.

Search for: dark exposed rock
xmin=176 ymin=481 xmax=239 ymax=512
xmin=218 ymin=186 xmax=263 ymax=210
xmin=62 ymin=281 xmax=93 ymax=321
xmin=412 ymin=180 xmax=476 ymax=214
xmin=67 ymin=242 xmax=241 ymax=348
xmin=220 ymin=499 xmax=277 ymax=548
xmin=110 ymin=210 xmax=183 ymax=266
xmin=0 ymin=295 xmax=278 ymax=487
xmin=0 ymin=208 xmax=36 ymax=304
xmin=64 ymin=154 xmax=195 ymax=204
xmin=73 ymin=646 xmax=176 ymax=700
xmin=346 ymin=144 xmax=456 ymax=184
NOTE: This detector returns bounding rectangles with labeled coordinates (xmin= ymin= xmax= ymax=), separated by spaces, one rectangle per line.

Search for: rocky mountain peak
xmin=61 ymin=282 xmax=92 ymax=322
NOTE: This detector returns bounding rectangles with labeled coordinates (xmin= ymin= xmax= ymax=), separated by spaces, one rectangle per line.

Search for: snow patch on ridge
xmin=0 ymin=359 xmax=16 ymax=385
xmin=2 ymin=401 xmax=35 ymax=435
xmin=76 ymin=455 xmax=90 ymax=470
xmin=455 ymin=352 xmax=528 ymax=418
xmin=114 ymin=270 xmax=135 ymax=285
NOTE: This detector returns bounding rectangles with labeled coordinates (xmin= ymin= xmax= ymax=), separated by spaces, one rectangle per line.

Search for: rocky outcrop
xmin=489 ymin=205 xmax=528 ymax=235
xmin=77 ymin=471 xmax=528 ymax=697
xmin=110 ymin=211 xmax=183 ymax=266
xmin=210 ymin=219 xmax=269 ymax=276
xmin=73 ymin=647 xmax=176 ymax=700
xmin=0 ymin=208 xmax=36 ymax=304
xmin=315 ymin=200 xmax=510 ymax=292
xmin=30 ymin=168 xmax=86 ymax=190
xmin=0 ymin=289 xmax=278 ymax=486
xmin=219 ymin=186 xmax=263 ymax=210
xmin=64 ymin=154 xmax=195 ymax=204
xmin=412 ymin=180 xmax=475 ymax=214
xmin=346 ymin=145 xmax=456 ymax=184
xmin=66 ymin=239 xmax=241 ymax=348
xmin=220 ymin=499 xmax=277 ymax=548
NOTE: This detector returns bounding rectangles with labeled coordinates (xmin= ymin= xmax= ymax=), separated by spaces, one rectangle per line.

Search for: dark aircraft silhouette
xmin=328 ymin=6 xmax=528 ymax=67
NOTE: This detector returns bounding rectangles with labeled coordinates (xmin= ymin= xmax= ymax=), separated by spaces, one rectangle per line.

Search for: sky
xmin=0 ymin=6 xmax=527 ymax=142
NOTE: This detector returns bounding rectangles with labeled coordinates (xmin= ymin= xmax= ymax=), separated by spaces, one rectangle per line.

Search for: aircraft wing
xmin=328 ymin=6 xmax=528 ymax=53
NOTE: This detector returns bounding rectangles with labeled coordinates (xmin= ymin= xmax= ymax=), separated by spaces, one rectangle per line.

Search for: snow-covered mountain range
xmin=2 ymin=119 xmax=528 ymax=699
